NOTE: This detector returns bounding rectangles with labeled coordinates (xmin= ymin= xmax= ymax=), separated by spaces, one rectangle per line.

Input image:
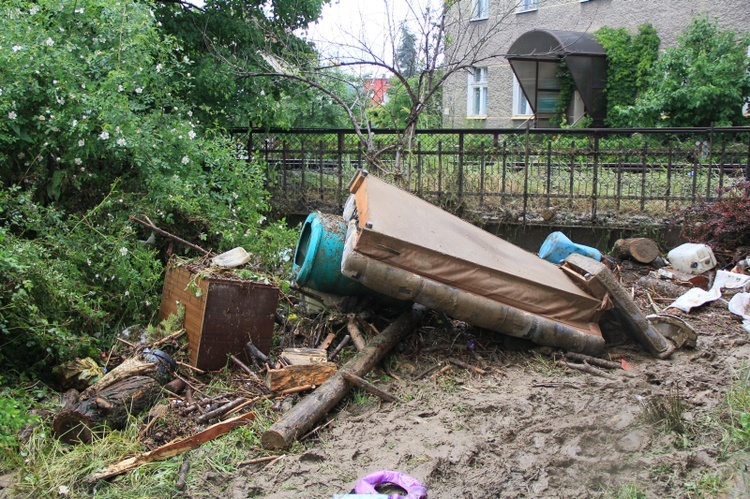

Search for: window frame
xmin=467 ymin=66 xmax=488 ymax=118
xmin=471 ymin=0 xmax=489 ymax=21
xmin=512 ymin=76 xmax=533 ymax=118
xmin=517 ymin=0 xmax=538 ymax=14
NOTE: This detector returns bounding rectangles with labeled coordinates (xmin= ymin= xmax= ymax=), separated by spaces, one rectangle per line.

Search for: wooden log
xmin=266 ymin=363 xmax=338 ymax=392
xmin=340 ymin=372 xmax=397 ymax=403
xmin=613 ymin=238 xmax=660 ymax=264
xmin=346 ymin=314 xmax=367 ymax=351
xmin=196 ymin=397 xmax=247 ymax=423
xmin=53 ymin=376 xmax=162 ymax=444
xmin=88 ymin=411 xmax=256 ymax=482
xmin=261 ymin=305 xmax=424 ymax=450
xmin=81 ymin=358 xmax=159 ymax=399
xmin=557 ymin=360 xmax=616 ymax=380
xmin=637 ymin=276 xmax=691 ymax=299
xmin=279 ymin=348 xmax=328 ymax=365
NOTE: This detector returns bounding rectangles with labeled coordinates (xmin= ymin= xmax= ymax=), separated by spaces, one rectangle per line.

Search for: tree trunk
xmin=53 ymin=375 xmax=162 ymax=444
xmin=261 ymin=305 xmax=424 ymax=450
xmin=613 ymin=238 xmax=660 ymax=263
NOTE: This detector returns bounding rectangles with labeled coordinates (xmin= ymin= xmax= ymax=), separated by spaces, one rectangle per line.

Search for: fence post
xmin=666 ymin=141 xmax=673 ymax=212
xmin=480 ymin=146 xmax=485 ymax=210
xmin=438 ymin=140 xmax=443 ymax=204
xmin=706 ymin=123 xmax=715 ymax=200
xmin=546 ymin=140 xmax=552 ymax=208
xmin=640 ymin=141 xmax=647 ymax=212
xmin=616 ymin=141 xmax=623 ymax=213
xmin=568 ymin=140 xmax=574 ymax=210
xmin=458 ymin=131 xmax=464 ymax=205
xmin=417 ymin=141 xmax=423 ymax=197
xmin=591 ymin=134 xmax=599 ymax=221
xmin=337 ymin=132 xmax=344 ymax=205
xmin=282 ymin=140 xmax=288 ymax=193
xmin=522 ymin=123 xmax=530 ymax=222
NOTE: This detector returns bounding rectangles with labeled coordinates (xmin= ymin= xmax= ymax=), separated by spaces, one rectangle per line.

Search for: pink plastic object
xmin=353 ymin=470 xmax=428 ymax=499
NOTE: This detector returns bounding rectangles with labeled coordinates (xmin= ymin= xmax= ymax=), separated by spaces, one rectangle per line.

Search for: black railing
xmin=235 ymin=127 xmax=750 ymax=225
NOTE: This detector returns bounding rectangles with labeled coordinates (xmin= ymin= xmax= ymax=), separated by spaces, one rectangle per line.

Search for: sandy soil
xmin=225 ymin=266 xmax=750 ymax=498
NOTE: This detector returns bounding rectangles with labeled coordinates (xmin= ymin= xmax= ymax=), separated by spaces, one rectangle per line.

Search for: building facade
xmin=441 ymin=0 xmax=750 ymax=128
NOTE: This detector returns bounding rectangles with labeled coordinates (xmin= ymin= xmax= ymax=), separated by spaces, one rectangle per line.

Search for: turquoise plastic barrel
xmin=538 ymin=231 xmax=602 ymax=265
xmin=292 ymin=212 xmax=370 ymax=295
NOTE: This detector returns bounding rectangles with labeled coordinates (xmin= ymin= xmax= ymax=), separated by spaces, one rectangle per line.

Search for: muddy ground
xmin=224 ymin=264 xmax=750 ymax=499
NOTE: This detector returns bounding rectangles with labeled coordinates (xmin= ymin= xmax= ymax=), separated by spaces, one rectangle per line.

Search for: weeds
xmin=641 ymin=391 xmax=687 ymax=435
xmin=526 ymin=354 xmax=565 ymax=376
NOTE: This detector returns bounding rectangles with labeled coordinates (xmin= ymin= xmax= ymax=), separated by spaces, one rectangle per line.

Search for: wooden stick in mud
xmin=261 ymin=306 xmax=425 ymax=450
xmin=328 ymin=335 xmax=351 ymax=361
xmin=346 ymin=314 xmax=367 ymax=351
xmin=341 ymin=372 xmax=398 ymax=403
xmin=448 ymin=357 xmax=487 ymax=375
xmin=557 ymin=360 xmax=616 ymax=380
xmin=562 ymin=352 xmax=622 ymax=370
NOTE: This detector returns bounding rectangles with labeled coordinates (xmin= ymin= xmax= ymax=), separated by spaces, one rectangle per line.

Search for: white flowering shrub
xmin=0 ymin=0 xmax=280 ymax=375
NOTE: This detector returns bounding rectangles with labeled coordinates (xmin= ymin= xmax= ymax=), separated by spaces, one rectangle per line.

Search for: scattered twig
xmin=175 ymin=459 xmax=190 ymax=491
xmin=151 ymin=330 xmax=186 ymax=348
xmin=645 ymin=291 xmax=661 ymax=314
xmin=300 ymin=418 xmax=335 ymax=442
xmin=278 ymin=384 xmax=314 ymax=396
xmin=176 ymin=362 xmax=206 ymax=374
xmin=196 ymin=398 xmax=247 ymax=423
xmin=318 ymin=333 xmax=337 ymax=350
xmin=328 ymin=334 xmax=351 ymax=361
xmin=115 ymin=337 xmax=137 ymax=349
xmin=413 ymin=363 xmax=441 ymax=380
xmin=346 ymin=314 xmax=367 ymax=351
xmin=262 ymin=454 xmax=285 ymax=471
xmin=239 ymin=455 xmax=281 ymax=467
xmin=130 ymin=215 xmax=213 ymax=256
xmin=556 ymin=360 xmax=615 ymax=380
xmin=341 ymin=371 xmax=398 ymax=403
xmin=448 ymin=357 xmax=487 ymax=375
xmin=562 ymin=352 xmax=622 ymax=370
xmin=230 ymin=355 xmax=259 ymax=379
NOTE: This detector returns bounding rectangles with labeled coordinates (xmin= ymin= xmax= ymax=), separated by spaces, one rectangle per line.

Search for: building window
xmin=517 ymin=0 xmax=538 ymax=13
xmin=467 ymin=67 xmax=488 ymax=117
xmin=471 ymin=0 xmax=489 ymax=21
xmin=512 ymin=76 xmax=532 ymax=117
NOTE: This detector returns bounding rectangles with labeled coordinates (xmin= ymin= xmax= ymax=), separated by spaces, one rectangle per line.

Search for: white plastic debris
xmin=211 ymin=247 xmax=251 ymax=268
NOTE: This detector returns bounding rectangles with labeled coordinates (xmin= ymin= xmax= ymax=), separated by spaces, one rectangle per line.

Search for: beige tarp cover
xmin=348 ymin=171 xmax=604 ymax=334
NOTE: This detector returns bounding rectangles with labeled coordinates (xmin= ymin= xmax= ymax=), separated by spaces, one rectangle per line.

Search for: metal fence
xmin=236 ymin=127 xmax=750 ymax=225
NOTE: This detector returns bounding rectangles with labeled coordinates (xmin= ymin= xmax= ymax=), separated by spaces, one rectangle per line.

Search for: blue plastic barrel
xmin=292 ymin=212 xmax=370 ymax=295
xmin=538 ymin=231 xmax=602 ymax=265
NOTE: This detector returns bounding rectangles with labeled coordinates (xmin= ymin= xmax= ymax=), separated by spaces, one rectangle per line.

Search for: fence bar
xmin=337 ymin=132 xmax=344 ymax=205
xmin=545 ymin=141 xmax=552 ymax=208
xmin=666 ymin=142 xmax=673 ymax=211
xmin=591 ymin=135 xmax=599 ymax=221
xmin=438 ymin=140 xmax=443 ymax=204
xmin=640 ymin=142 xmax=647 ymax=212
xmin=458 ymin=132 xmax=464 ymax=204
xmin=522 ymin=124 xmax=530 ymax=221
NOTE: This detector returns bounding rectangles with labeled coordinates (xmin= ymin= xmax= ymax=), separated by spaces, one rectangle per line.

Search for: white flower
xmin=38 ymin=115 xmax=45 ymax=121
xmin=183 ymin=56 xmax=190 ymax=63
xmin=86 ymin=259 xmax=91 ymax=266
xmin=119 ymin=247 xmax=128 ymax=256
xmin=30 ymin=6 xmax=39 ymax=15
xmin=45 ymin=38 xmax=54 ymax=46
xmin=187 ymin=111 xmax=193 ymax=117
xmin=74 ymin=158 xmax=82 ymax=165
xmin=72 ymin=119 xmax=77 ymax=127
xmin=118 ymin=85 xmax=123 ymax=92
xmin=75 ymin=8 xmax=84 ymax=14
xmin=117 ymin=138 xmax=126 ymax=146
xmin=12 ymin=45 xmax=22 ymax=52
xmin=81 ymin=82 xmax=85 ymax=89
xmin=156 ymin=64 xmax=162 ymax=72
xmin=188 ymin=130 xmax=196 ymax=140
xmin=135 ymin=87 xmax=143 ymax=94
xmin=17 ymin=152 xmax=25 ymax=159
xmin=99 ymin=131 xmax=109 ymax=140
xmin=78 ymin=139 xmax=85 ymax=147
xmin=181 ymin=156 xmax=190 ymax=165
xmin=8 ymin=111 xmax=16 ymax=120
xmin=124 ymin=290 xmax=130 ymax=297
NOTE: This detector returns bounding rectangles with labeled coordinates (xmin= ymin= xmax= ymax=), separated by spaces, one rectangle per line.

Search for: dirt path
xmin=224 ymin=288 xmax=750 ymax=498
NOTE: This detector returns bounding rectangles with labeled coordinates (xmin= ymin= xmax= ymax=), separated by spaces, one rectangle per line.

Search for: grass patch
xmin=640 ymin=391 xmax=687 ymax=435
xmin=605 ymin=483 xmax=647 ymax=499
xmin=525 ymin=354 xmax=565 ymax=377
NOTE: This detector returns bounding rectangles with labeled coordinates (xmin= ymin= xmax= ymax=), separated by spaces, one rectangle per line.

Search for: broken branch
xmin=341 ymin=371 xmax=398 ymax=403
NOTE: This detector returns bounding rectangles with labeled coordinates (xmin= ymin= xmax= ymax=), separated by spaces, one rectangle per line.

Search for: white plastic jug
xmin=667 ymin=243 xmax=716 ymax=275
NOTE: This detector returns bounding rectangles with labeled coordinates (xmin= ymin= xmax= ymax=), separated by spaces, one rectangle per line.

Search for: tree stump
xmin=613 ymin=238 xmax=660 ymax=264
xmin=53 ymin=375 xmax=162 ymax=444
